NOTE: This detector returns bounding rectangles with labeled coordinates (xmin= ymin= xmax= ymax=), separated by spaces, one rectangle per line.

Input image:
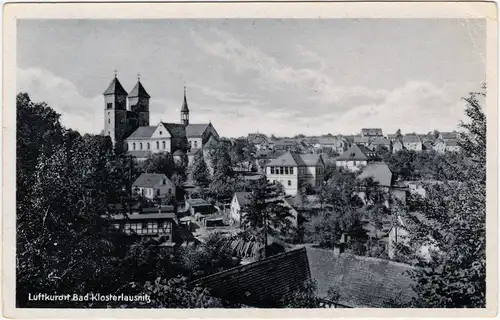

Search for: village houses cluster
xmin=101 ymin=75 xmax=463 ymax=307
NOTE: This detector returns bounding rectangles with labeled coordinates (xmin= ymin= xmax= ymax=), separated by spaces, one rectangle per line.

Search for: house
xmin=361 ymin=128 xmax=384 ymax=139
xmin=439 ymin=131 xmax=459 ymax=141
xmin=368 ymin=138 xmax=392 ymax=152
xmin=392 ymin=139 xmax=404 ymax=153
xmin=185 ymin=198 xmax=217 ymax=216
xmin=248 ymin=133 xmax=271 ymax=150
xmin=317 ymin=137 xmax=348 ymax=154
xmin=132 ymin=173 xmax=175 ymax=200
xmin=336 ymin=144 xmax=378 ymax=172
xmin=444 ymin=139 xmax=462 ymax=153
xmin=273 ymin=139 xmax=299 ymax=152
xmin=266 ymin=152 xmax=325 ymax=196
xmin=402 ymin=134 xmax=422 ymax=151
xmin=190 ymin=247 xmax=311 ymax=308
xmin=306 ymin=246 xmax=416 ymax=308
xmin=108 ymin=211 xmax=177 ymax=248
xmin=353 ymin=136 xmax=370 ymax=147
xmin=230 ymin=191 xmax=252 ymax=225
xmin=432 ymin=138 xmax=446 ymax=153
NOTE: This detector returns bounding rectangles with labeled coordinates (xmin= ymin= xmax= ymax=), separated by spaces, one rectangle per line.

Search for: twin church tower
xmin=103 ymin=74 xmax=190 ymax=148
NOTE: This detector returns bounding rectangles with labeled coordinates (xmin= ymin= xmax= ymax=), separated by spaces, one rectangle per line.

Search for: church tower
xmin=181 ymin=86 xmax=189 ymax=126
xmin=103 ymin=72 xmax=128 ymax=148
xmin=128 ymin=74 xmax=150 ymax=127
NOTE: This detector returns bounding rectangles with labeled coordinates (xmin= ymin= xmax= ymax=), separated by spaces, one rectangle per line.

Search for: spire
xmin=128 ymin=76 xmax=150 ymax=98
xmin=181 ymin=85 xmax=189 ymax=113
xmin=103 ymin=72 xmax=127 ymax=96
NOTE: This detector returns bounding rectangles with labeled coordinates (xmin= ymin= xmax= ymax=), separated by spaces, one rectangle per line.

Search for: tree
xmin=396 ymin=87 xmax=486 ymax=307
xmin=241 ymin=180 xmax=293 ymax=257
xmin=395 ymin=129 xmax=403 ymax=139
xmin=192 ymin=151 xmax=210 ymax=186
xmin=374 ymin=145 xmax=391 ymax=161
xmin=140 ymin=152 xmax=176 ymax=177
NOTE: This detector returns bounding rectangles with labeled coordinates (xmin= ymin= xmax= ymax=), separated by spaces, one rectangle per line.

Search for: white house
xmin=132 ymin=173 xmax=175 ymax=200
xmin=402 ymin=135 xmax=423 ymax=151
xmin=266 ymin=152 xmax=325 ymax=196
xmin=336 ymin=144 xmax=378 ymax=172
xmin=230 ymin=192 xmax=253 ymax=225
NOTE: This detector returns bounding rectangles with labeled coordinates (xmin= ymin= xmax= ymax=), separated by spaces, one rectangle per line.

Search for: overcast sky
xmin=17 ymin=19 xmax=486 ymax=137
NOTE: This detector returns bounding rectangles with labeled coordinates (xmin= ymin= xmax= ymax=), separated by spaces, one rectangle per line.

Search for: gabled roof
xmin=361 ymin=128 xmax=383 ymax=136
xmin=185 ymin=123 xmax=210 ymax=138
xmin=336 ymin=144 xmax=376 ymax=161
xmin=300 ymin=153 xmax=323 ymax=166
xmin=133 ymin=173 xmax=171 ymax=188
xmin=128 ymin=80 xmax=150 ymax=98
xmin=103 ymin=77 xmax=128 ymax=96
xmin=306 ymin=247 xmax=416 ymax=308
xmin=191 ymin=247 xmax=311 ymax=307
xmin=370 ymin=138 xmax=391 ymax=146
xmin=234 ymin=191 xmax=252 ymax=207
xmin=357 ymin=162 xmax=393 ymax=187
xmin=267 ymin=152 xmax=308 ymax=167
xmin=127 ymin=126 xmax=156 ymax=140
xmin=161 ymin=122 xmax=186 ymax=138
xmin=317 ymin=137 xmax=340 ymax=145
xmin=353 ymin=136 xmax=370 ymax=144
xmin=402 ymin=134 xmax=421 ymax=143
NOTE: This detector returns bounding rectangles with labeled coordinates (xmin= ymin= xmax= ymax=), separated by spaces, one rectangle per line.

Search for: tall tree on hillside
xmin=396 ymin=87 xmax=486 ymax=308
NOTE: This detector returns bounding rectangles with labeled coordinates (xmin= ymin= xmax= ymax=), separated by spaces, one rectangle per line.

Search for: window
xmin=168 ymin=188 xmax=172 ymax=194
xmin=156 ymin=189 xmax=160 ymax=196
xmin=290 ymin=167 xmax=294 ymax=174
xmin=288 ymin=180 xmax=291 ymax=186
xmin=147 ymin=142 xmax=150 ymax=150
xmin=162 ymin=141 xmax=166 ymax=149
xmin=157 ymin=141 xmax=159 ymax=149
xmin=108 ymin=131 xmax=110 ymax=136
xmin=159 ymin=131 xmax=162 ymax=135
xmin=140 ymin=143 xmax=143 ymax=150
xmin=107 ymin=103 xmax=112 ymax=109
xmin=271 ymin=167 xmax=275 ymax=174
xmin=194 ymin=141 xmax=198 ymax=148
xmin=108 ymin=118 xmax=110 ymax=124
xmin=133 ymin=143 xmax=136 ymax=150
xmin=285 ymin=167 xmax=289 ymax=175
xmin=280 ymin=167 xmax=284 ymax=174
xmin=163 ymin=179 xmax=167 ymax=185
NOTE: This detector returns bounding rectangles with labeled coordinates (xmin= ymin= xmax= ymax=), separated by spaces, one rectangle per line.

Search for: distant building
xmin=248 ymin=133 xmax=271 ymax=150
xmin=132 ymin=173 xmax=175 ymax=200
xmin=316 ymin=136 xmax=348 ymax=154
xmin=392 ymin=139 xmax=404 ymax=153
xmin=444 ymin=139 xmax=462 ymax=153
xmin=336 ymin=144 xmax=378 ymax=172
xmin=368 ymin=138 xmax=392 ymax=152
xmin=102 ymin=75 xmax=219 ymax=160
xmin=361 ymin=128 xmax=384 ymax=139
xmin=266 ymin=152 xmax=325 ymax=196
xmin=402 ymin=134 xmax=422 ymax=151
xmin=353 ymin=136 xmax=371 ymax=147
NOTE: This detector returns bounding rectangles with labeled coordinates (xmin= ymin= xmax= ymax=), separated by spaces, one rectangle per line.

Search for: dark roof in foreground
xmin=306 ymin=247 xmax=416 ymax=308
xmin=191 ymin=247 xmax=311 ymax=307
xmin=357 ymin=162 xmax=393 ymax=187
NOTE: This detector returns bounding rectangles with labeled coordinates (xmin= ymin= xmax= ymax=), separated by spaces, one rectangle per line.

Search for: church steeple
xmin=128 ymin=73 xmax=150 ymax=127
xmin=181 ymin=85 xmax=189 ymax=126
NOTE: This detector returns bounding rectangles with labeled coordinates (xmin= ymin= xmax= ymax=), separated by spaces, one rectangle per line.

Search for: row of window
xmin=115 ymin=221 xmax=172 ymax=235
xmin=270 ymin=167 xmax=295 ymax=175
xmin=131 ymin=141 xmax=167 ymax=151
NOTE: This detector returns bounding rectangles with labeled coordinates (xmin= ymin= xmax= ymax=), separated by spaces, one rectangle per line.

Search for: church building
xmin=103 ymin=74 xmax=219 ymax=162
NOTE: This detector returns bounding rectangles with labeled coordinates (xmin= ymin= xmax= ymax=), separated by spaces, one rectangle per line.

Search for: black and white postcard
xmin=2 ymin=2 xmax=498 ymax=318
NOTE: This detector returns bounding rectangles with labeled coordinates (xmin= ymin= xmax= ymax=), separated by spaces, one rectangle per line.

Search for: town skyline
xmin=17 ymin=19 xmax=485 ymax=137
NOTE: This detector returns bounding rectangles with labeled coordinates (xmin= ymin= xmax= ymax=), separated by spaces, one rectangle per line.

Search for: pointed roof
xmin=337 ymin=144 xmax=377 ymax=161
xmin=128 ymin=80 xmax=150 ymax=98
xmin=181 ymin=86 xmax=189 ymax=113
xmin=357 ymin=162 xmax=393 ymax=187
xmin=103 ymin=77 xmax=128 ymax=96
